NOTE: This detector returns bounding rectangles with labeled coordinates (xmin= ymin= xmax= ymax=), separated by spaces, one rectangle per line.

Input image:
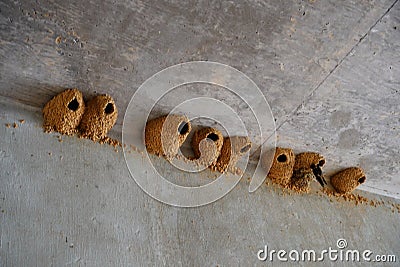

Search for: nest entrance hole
xmin=178 ymin=122 xmax=189 ymax=135
xmin=68 ymin=98 xmax=79 ymax=111
xmin=105 ymin=103 xmax=114 ymax=114
xmin=277 ymin=154 xmax=287 ymax=163
xmin=207 ymin=133 xmax=219 ymax=142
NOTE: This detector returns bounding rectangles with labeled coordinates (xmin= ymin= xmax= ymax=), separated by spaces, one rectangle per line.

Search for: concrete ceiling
xmin=0 ymin=0 xmax=399 ymax=199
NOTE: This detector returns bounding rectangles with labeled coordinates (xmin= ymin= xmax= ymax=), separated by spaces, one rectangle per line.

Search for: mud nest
xmin=212 ymin=136 xmax=252 ymax=173
xmin=42 ymin=89 xmax=85 ymax=135
xmin=79 ymin=94 xmax=118 ymax=141
xmin=267 ymin=147 xmax=295 ymax=186
xmin=145 ymin=114 xmax=191 ymax=159
xmin=331 ymin=167 xmax=366 ymax=194
xmin=191 ymin=127 xmax=224 ymax=166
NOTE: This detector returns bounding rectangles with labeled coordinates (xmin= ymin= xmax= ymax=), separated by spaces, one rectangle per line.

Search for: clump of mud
xmin=330 ymin=167 xmax=366 ymax=194
xmin=42 ymin=89 xmax=120 ymax=147
xmin=293 ymin=152 xmax=325 ymax=171
xmin=191 ymin=127 xmax=224 ymax=166
xmin=145 ymin=114 xmax=191 ymax=159
xmin=79 ymin=94 xmax=118 ymax=142
xmin=212 ymin=136 xmax=252 ymax=173
xmin=290 ymin=167 xmax=315 ymax=193
xmin=42 ymin=89 xmax=85 ymax=135
xmin=267 ymin=147 xmax=295 ymax=186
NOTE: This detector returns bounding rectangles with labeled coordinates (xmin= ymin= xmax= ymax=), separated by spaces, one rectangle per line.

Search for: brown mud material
xmin=99 ymin=136 xmax=123 ymax=148
xmin=267 ymin=147 xmax=295 ymax=186
xmin=191 ymin=127 xmax=224 ymax=166
xmin=43 ymin=89 xmax=85 ymax=135
xmin=293 ymin=152 xmax=327 ymax=187
xmin=330 ymin=167 xmax=366 ymax=194
xmin=174 ymin=146 xmax=220 ymax=171
xmin=290 ymin=167 xmax=314 ymax=192
xmin=212 ymin=136 xmax=252 ymax=173
xmin=145 ymin=114 xmax=191 ymax=159
xmin=317 ymin=187 xmax=400 ymax=213
xmin=293 ymin=152 xmax=325 ymax=170
xmin=321 ymin=187 xmax=369 ymax=205
xmin=79 ymin=94 xmax=118 ymax=142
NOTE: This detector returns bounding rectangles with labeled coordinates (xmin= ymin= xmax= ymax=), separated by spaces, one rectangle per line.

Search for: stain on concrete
xmin=330 ymin=110 xmax=351 ymax=129
xmin=337 ymin=128 xmax=361 ymax=148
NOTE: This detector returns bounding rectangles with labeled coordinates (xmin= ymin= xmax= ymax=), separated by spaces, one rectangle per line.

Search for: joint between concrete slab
xmin=275 ymin=0 xmax=399 ymax=132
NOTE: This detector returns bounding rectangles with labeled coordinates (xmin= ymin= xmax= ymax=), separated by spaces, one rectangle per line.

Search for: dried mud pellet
xmin=331 ymin=167 xmax=366 ymax=194
xmin=293 ymin=152 xmax=325 ymax=171
xmin=79 ymin=94 xmax=118 ymax=141
xmin=267 ymin=147 xmax=295 ymax=186
xmin=42 ymin=89 xmax=85 ymax=135
xmin=212 ymin=136 xmax=252 ymax=173
xmin=291 ymin=167 xmax=315 ymax=192
xmin=145 ymin=114 xmax=191 ymax=159
xmin=191 ymin=127 xmax=223 ymax=165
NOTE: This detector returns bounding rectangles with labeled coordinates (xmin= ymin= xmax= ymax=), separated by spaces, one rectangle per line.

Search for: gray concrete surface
xmin=1 ymin=0 xmax=400 ymax=266
xmin=1 ymin=100 xmax=399 ymax=266
xmin=278 ymin=2 xmax=400 ymax=198
xmin=1 ymin=0 xmax=399 ymax=198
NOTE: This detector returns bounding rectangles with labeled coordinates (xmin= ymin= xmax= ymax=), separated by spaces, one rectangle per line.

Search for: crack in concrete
xmin=275 ymin=0 xmax=399 ymax=133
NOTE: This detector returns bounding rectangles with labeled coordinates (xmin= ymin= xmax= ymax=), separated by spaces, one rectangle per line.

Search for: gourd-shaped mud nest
xmin=212 ymin=136 xmax=252 ymax=173
xmin=42 ymin=89 xmax=85 ymax=135
xmin=267 ymin=147 xmax=295 ymax=186
xmin=331 ymin=167 xmax=366 ymax=194
xmin=145 ymin=114 xmax=191 ymax=159
xmin=78 ymin=94 xmax=118 ymax=141
xmin=191 ymin=127 xmax=224 ymax=166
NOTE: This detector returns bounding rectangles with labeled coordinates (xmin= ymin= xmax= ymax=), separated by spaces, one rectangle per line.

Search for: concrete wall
xmin=1 ymin=0 xmax=399 ymax=266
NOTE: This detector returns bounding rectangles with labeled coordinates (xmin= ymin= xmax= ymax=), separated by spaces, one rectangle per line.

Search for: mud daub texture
xmin=291 ymin=167 xmax=315 ymax=192
xmin=293 ymin=152 xmax=326 ymax=171
xmin=293 ymin=152 xmax=326 ymax=189
xmin=331 ymin=167 xmax=366 ymax=194
xmin=145 ymin=114 xmax=191 ymax=159
xmin=79 ymin=94 xmax=118 ymax=142
xmin=42 ymin=89 xmax=85 ymax=135
xmin=267 ymin=147 xmax=295 ymax=186
xmin=212 ymin=136 xmax=252 ymax=173
xmin=191 ymin=127 xmax=224 ymax=165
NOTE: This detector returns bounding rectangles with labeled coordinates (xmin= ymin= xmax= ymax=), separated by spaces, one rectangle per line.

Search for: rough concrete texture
xmin=277 ymin=1 xmax=400 ymax=198
xmin=1 ymin=0 xmax=400 ymax=265
xmin=1 ymin=100 xmax=399 ymax=266
xmin=0 ymin=0 xmax=398 ymax=198
xmin=0 ymin=0 xmax=395 ymax=129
